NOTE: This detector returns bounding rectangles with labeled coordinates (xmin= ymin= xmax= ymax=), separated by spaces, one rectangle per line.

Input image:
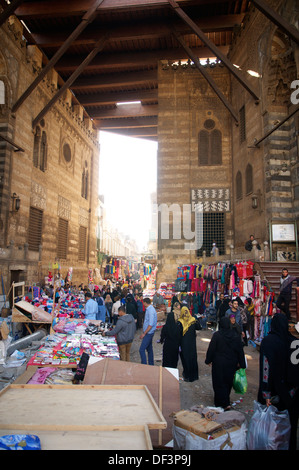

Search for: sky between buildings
xmin=99 ymin=130 xmax=158 ymax=252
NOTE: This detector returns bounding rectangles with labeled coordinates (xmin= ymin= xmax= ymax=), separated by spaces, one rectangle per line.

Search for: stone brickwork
xmin=157 ymin=60 xmax=233 ymax=283
xmin=0 ymin=17 xmax=100 ymax=289
xmin=157 ymin=0 xmax=298 ymax=284
xmin=228 ymin=0 xmax=298 ymax=259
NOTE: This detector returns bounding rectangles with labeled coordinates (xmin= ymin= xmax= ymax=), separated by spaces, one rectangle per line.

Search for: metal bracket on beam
xmin=167 ymin=0 xmax=260 ymax=103
xmin=12 ymin=0 xmax=105 ymax=114
xmin=172 ymin=30 xmax=239 ymax=124
xmin=0 ymin=133 xmax=24 ymax=152
xmin=0 ymin=0 xmax=24 ymax=28
xmin=32 ymin=35 xmax=108 ymax=129
xmin=252 ymin=0 xmax=299 ymax=45
xmin=251 ymin=105 xmax=299 ymax=147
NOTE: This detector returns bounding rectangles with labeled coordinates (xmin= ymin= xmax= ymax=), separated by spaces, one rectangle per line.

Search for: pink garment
xmin=229 ymin=271 xmax=235 ymax=290
xmin=27 ymin=367 xmax=56 ymax=384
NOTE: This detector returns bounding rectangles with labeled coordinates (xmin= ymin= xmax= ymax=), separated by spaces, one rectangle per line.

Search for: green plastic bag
xmin=233 ymin=368 xmax=247 ymax=394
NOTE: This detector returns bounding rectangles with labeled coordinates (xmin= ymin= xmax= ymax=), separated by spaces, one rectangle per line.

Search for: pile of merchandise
xmin=28 ymin=333 xmax=119 ymax=366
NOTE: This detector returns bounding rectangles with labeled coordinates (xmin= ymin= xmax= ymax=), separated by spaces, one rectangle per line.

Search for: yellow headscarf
xmin=178 ymin=306 xmax=196 ymax=336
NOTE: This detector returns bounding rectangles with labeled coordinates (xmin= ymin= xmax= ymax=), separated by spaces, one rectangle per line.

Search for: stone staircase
xmin=256 ymin=261 xmax=299 ymax=322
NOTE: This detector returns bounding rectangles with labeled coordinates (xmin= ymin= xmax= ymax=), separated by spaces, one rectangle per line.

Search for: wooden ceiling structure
xmin=1 ymin=0 xmax=298 ymax=141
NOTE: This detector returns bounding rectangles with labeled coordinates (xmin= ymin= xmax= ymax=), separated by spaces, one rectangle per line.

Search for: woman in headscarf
xmin=205 ymin=316 xmax=246 ymax=410
xmin=178 ymin=306 xmax=202 ymax=382
xmin=104 ymin=294 xmax=113 ymax=323
xmin=258 ymin=313 xmax=299 ymax=450
xmin=160 ymin=301 xmax=181 ymax=368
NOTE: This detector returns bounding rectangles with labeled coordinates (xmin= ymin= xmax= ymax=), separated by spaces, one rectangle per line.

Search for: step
xmin=256 ymin=262 xmax=299 ymax=321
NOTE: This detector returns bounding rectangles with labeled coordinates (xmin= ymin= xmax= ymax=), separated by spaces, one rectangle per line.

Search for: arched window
xmin=245 ymin=163 xmax=253 ymax=195
xmin=198 ymin=119 xmax=222 ymax=165
xmin=40 ymin=131 xmax=47 ymax=172
xmin=33 ymin=127 xmax=41 ymax=168
xmin=33 ymin=127 xmax=47 ymax=171
xmin=236 ymin=171 xmax=242 ymax=200
xmin=81 ymin=165 xmax=88 ymax=200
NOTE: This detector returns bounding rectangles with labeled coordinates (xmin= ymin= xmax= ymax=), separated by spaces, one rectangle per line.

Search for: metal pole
xmin=253 ymin=105 xmax=299 ymax=147
xmin=32 ymin=35 xmax=107 ymax=128
xmin=0 ymin=0 xmax=24 ymax=28
xmin=167 ymin=0 xmax=260 ymax=102
xmin=172 ymin=30 xmax=239 ymax=123
xmin=252 ymin=0 xmax=299 ymax=45
xmin=12 ymin=0 xmax=105 ymax=113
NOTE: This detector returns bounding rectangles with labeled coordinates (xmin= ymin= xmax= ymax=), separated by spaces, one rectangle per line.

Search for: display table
xmin=0 ymin=384 xmax=166 ymax=450
xmin=28 ymin=333 xmax=119 ymax=367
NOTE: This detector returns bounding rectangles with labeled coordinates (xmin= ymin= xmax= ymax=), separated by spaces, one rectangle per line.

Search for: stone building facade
xmin=157 ymin=0 xmax=298 ymax=284
xmin=0 ymin=17 xmax=100 ymax=292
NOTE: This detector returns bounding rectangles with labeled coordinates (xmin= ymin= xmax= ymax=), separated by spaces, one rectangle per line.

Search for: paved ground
xmin=130 ymin=326 xmax=260 ymax=423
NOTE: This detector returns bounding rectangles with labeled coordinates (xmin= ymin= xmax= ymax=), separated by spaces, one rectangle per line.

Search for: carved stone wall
xmin=157 ymin=61 xmax=233 ymax=283
xmin=0 ymin=17 xmax=100 ymax=287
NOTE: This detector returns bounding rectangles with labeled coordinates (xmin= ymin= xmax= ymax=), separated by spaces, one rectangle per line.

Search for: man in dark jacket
xmin=245 ymin=234 xmax=261 ymax=251
xmin=276 ymin=268 xmax=299 ymax=321
xmin=103 ymin=306 xmax=136 ymax=361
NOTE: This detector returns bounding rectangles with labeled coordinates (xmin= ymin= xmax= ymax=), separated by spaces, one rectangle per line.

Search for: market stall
xmin=27 ymin=319 xmax=119 ymax=367
xmin=173 ymin=261 xmax=276 ymax=344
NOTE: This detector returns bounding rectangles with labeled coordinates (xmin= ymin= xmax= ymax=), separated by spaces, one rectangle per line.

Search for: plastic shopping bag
xmin=247 ymin=401 xmax=291 ymax=450
xmin=0 ymin=434 xmax=41 ymax=450
xmin=233 ymin=368 xmax=247 ymax=394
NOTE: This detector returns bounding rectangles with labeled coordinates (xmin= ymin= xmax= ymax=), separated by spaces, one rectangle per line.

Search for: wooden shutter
xmin=239 ymin=105 xmax=246 ymax=143
xmin=78 ymin=226 xmax=87 ymax=261
xmin=28 ymin=207 xmax=43 ymax=251
xmin=236 ymin=171 xmax=243 ymax=200
xmin=198 ymin=130 xmax=209 ymax=165
xmin=246 ymin=164 xmax=253 ymax=194
xmin=210 ymin=129 xmax=222 ymax=165
xmin=57 ymin=218 xmax=68 ymax=259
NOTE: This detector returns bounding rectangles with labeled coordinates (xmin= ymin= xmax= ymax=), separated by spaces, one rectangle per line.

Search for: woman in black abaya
xmin=160 ymin=302 xmax=181 ymax=368
xmin=258 ymin=313 xmax=299 ymax=450
xmin=205 ymin=316 xmax=246 ymax=410
xmin=178 ymin=306 xmax=202 ymax=382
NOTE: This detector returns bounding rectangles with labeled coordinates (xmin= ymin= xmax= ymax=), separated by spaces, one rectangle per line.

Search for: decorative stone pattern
xmin=0 ymin=17 xmax=100 ymax=287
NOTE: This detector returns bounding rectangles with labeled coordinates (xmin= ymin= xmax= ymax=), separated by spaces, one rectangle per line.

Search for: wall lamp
xmin=11 ymin=192 xmax=21 ymax=212
xmin=251 ymin=189 xmax=262 ymax=214
xmin=251 ymin=194 xmax=258 ymax=209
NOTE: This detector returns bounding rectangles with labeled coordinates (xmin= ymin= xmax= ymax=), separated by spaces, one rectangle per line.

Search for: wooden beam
xmin=55 ymin=46 xmax=230 ymax=72
xmin=72 ymin=69 xmax=157 ymax=90
xmin=30 ymin=14 xmax=244 ymax=48
xmin=99 ymin=127 xmax=157 ymax=137
xmin=90 ymin=103 xmax=158 ymax=119
xmin=168 ymin=0 xmax=260 ymax=102
xmin=78 ymin=89 xmax=158 ymax=106
xmin=15 ymin=0 xmax=232 ymax=18
xmin=172 ymin=30 xmax=239 ymax=123
xmin=11 ymin=0 xmax=105 ymax=113
xmin=252 ymin=0 xmax=299 ymax=45
xmin=98 ymin=116 xmax=158 ymax=128
xmin=32 ymin=35 xmax=108 ymax=128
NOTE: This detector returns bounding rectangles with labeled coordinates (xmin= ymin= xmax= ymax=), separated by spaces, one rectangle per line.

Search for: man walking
xmin=139 ymin=298 xmax=157 ymax=365
xmin=103 ymin=305 xmax=136 ymax=362
xmin=276 ymin=268 xmax=299 ymax=321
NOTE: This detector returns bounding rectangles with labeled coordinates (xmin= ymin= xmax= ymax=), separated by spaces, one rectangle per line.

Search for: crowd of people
xmin=39 ymin=269 xmax=299 ymax=450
